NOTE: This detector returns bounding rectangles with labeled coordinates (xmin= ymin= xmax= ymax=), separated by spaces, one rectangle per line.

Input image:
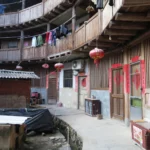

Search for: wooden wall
xmin=30 ymin=67 xmax=47 ymax=88
xmin=0 ymin=79 xmax=31 ymax=107
xmin=90 ymin=52 xmax=123 ymax=89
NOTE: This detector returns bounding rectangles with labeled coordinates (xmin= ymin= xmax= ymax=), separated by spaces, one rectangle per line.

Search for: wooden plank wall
xmin=143 ymin=39 xmax=150 ymax=88
xmin=48 ymin=34 xmax=73 ymax=55
xmin=31 ymin=67 xmax=47 ymax=88
xmin=0 ymin=50 xmax=20 ymax=61
xmin=23 ymin=44 xmax=46 ymax=60
xmin=90 ymin=52 xmax=123 ymax=89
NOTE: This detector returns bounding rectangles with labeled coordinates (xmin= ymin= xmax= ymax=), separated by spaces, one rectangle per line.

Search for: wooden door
xmin=48 ymin=75 xmax=57 ymax=104
xmin=78 ymin=76 xmax=88 ymax=110
xmin=111 ymin=68 xmax=124 ymax=120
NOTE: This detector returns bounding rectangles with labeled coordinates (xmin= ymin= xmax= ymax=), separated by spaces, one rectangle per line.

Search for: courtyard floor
xmin=43 ymin=105 xmax=141 ymax=150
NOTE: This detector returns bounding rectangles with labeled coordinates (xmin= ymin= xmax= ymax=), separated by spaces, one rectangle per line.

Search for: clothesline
xmin=0 ymin=1 xmax=22 ymax=6
xmin=0 ymin=15 xmax=75 ymax=39
xmin=25 ymin=15 xmax=75 ymax=39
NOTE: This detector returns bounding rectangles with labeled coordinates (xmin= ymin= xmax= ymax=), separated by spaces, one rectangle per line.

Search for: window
xmin=8 ymin=41 xmax=18 ymax=48
xmin=64 ymin=70 xmax=73 ymax=88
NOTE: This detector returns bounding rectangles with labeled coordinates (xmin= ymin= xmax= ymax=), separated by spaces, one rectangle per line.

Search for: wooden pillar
xmin=20 ymin=30 xmax=24 ymax=61
xmin=22 ymin=0 xmax=25 ymax=9
xmin=72 ymin=6 xmax=76 ymax=48
xmin=47 ymin=23 xmax=50 ymax=31
xmin=124 ymin=49 xmax=130 ymax=126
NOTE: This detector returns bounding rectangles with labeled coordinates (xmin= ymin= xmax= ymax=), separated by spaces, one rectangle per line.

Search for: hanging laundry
xmin=48 ymin=31 xmax=53 ymax=45
xmin=96 ymin=0 xmax=103 ymax=9
xmin=0 ymin=4 xmax=6 ymax=14
xmin=55 ymin=27 xmax=61 ymax=39
xmin=37 ymin=35 xmax=43 ymax=47
xmin=52 ymin=30 xmax=57 ymax=46
xmin=60 ymin=25 xmax=68 ymax=37
xmin=109 ymin=0 xmax=114 ymax=6
xmin=31 ymin=36 xmax=37 ymax=47
xmin=45 ymin=32 xmax=50 ymax=43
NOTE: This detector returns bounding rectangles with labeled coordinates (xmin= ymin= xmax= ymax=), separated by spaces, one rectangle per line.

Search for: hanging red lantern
xmin=54 ymin=63 xmax=64 ymax=72
xmin=89 ymin=48 xmax=104 ymax=67
xmin=42 ymin=63 xmax=49 ymax=69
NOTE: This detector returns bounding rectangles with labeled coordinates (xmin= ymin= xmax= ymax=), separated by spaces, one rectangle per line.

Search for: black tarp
xmin=0 ymin=108 xmax=54 ymax=132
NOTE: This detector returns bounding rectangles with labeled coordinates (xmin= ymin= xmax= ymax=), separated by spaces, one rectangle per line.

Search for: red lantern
xmin=42 ymin=63 xmax=49 ymax=69
xmin=89 ymin=48 xmax=104 ymax=67
xmin=54 ymin=63 xmax=64 ymax=72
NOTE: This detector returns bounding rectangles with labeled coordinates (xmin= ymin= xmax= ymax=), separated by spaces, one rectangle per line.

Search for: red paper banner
xmin=111 ymin=63 xmax=122 ymax=69
xmin=109 ymin=68 xmax=112 ymax=93
xmin=131 ymin=56 xmax=140 ymax=63
xmin=123 ymin=64 xmax=130 ymax=94
xmin=141 ymin=60 xmax=146 ymax=94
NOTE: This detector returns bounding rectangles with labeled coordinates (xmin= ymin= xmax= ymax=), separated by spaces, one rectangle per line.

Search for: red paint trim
xmin=123 ymin=64 xmax=130 ymax=94
xmin=141 ymin=60 xmax=146 ymax=94
xmin=111 ymin=63 xmax=122 ymax=69
xmin=109 ymin=68 xmax=112 ymax=93
xmin=131 ymin=56 xmax=140 ymax=63
xmin=75 ymin=76 xmax=78 ymax=92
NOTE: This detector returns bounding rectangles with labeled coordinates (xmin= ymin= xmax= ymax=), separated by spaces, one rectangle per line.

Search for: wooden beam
xmin=98 ymin=36 xmax=125 ymax=43
xmin=40 ymin=17 xmax=49 ymax=22
xmin=49 ymin=8 xmax=72 ymax=23
xmin=52 ymin=8 xmax=61 ymax=14
xmin=123 ymin=0 xmax=150 ymax=6
xmin=128 ymin=29 xmax=150 ymax=47
xmin=88 ymin=42 xmax=115 ymax=48
xmin=117 ymin=37 xmax=131 ymax=41
xmin=0 ymin=29 xmax=21 ymax=33
xmin=115 ymin=13 xmax=150 ymax=22
xmin=109 ymin=21 xmax=147 ymax=30
xmin=58 ymin=5 xmax=66 ymax=11
xmin=104 ymin=29 xmax=137 ymax=36
xmin=48 ymin=12 xmax=56 ymax=17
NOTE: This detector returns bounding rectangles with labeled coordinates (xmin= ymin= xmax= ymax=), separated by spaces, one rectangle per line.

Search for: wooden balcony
xmin=0 ymin=0 xmax=125 ymax=61
xmin=0 ymin=49 xmax=20 ymax=61
xmin=0 ymin=0 xmax=67 ymax=27
xmin=48 ymin=34 xmax=73 ymax=55
xmin=23 ymin=44 xmax=47 ymax=60
xmin=75 ymin=13 xmax=100 ymax=49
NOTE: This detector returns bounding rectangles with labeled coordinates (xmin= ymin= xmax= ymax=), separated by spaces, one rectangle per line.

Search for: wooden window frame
xmin=63 ymin=70 xmax=73 ymax=88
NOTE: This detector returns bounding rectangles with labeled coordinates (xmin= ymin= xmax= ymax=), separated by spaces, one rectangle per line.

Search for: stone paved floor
xmin=43 ymin=105 xmax=142 ymax=150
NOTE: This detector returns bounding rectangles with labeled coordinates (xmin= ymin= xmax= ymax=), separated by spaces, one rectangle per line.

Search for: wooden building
xmin=0 ymin=0 xmax=150 ymax=125
xmin=0 ymin=69 xmax=39 ymax=108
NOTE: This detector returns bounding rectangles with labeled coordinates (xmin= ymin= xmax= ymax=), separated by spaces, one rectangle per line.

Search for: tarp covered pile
xmin=0 ymin=108 xmax=54 ymax=132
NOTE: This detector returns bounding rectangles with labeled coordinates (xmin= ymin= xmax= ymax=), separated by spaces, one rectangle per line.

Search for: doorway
xmin=48 ymin=73 xmax=57 ymax=104
xmin=130 ymin=62 xmax=142 ymax=120
xmin=78 ymin=76 xmax=88 ymax=110
xmin=111 ymin=67 xmax=124 ymax=120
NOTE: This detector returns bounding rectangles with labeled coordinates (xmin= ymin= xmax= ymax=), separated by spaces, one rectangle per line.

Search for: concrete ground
xmin=44 ymin=105 xmax=141 ymax=150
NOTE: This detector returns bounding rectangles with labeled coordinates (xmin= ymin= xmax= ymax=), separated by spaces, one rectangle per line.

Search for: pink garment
xmin=48 ymin=31 xmax=52 ymax=45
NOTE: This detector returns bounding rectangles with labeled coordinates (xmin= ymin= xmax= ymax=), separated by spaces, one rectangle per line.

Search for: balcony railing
xmin=48 ymin=34 xmax=73 ymax=55
xmin=0 ymin=0 xmax=64 ymax=27
xmin=0 ymin=49 xmax=20 ymax=61
xmin=23 ymin=44 xmax=47 ymax=60
xmin=0 ymin=0 xmax=124 ymax=61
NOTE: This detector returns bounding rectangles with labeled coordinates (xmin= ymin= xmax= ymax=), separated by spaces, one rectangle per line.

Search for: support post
xmin=20 ymin=30 xmax=24 ymax=61
xmin=22 ymin=0 xmax=25 ymax=9
xmin=72 ymin=6 xmax=76 ymax=48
